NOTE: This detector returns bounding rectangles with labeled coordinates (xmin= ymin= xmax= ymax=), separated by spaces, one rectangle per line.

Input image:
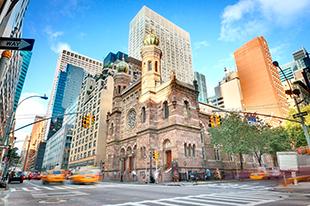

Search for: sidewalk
xmin=274 ymin=181 xmax=310 ymax=194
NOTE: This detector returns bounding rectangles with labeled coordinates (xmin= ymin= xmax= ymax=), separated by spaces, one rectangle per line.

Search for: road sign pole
xmin=294 ymin=96 xmax=310 ymax=148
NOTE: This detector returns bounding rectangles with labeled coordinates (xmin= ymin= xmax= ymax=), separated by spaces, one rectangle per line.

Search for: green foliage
xmin=284 ymin=104 xmax=310 ymax=148
xmin=7 ymin=148 xmax=20 ymax=168
xmin=208 ymin=113 xmax=252 ymax=170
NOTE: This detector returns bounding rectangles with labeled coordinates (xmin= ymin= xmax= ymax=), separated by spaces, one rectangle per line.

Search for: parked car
xmin=8 ymin=171 xmax=23 ymax=183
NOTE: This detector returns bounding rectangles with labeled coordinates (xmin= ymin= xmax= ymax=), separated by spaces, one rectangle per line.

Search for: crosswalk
xmin=9 ymin=183 xmax=110 ymax=192
xmin=105 ymin=191 xmax=281 ymax=206
xmin=197 ymin=183 xmax=274 ymax=191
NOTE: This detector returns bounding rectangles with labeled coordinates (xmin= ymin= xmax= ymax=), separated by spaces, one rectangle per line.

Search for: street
xmin=0 ymin=180 xmax=309 ymax=205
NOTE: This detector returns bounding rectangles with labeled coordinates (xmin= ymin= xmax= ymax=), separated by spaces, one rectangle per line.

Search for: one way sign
xmin=0 ymin=37 xmax=35 ymax=51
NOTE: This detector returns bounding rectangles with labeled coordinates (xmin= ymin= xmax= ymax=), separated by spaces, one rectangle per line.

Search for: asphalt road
xmin=0 ymin=179 xmax=309 ymax=205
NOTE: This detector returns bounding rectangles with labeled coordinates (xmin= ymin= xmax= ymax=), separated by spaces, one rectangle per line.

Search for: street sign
xmin=293 ymin=111 xmax=308 ymax=119
xmin=0 ymin=37 xmax=35 ymax=51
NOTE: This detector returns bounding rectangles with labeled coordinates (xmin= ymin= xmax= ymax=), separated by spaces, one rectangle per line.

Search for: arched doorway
xmin=163 ymin=139 xmax=172 ymax=169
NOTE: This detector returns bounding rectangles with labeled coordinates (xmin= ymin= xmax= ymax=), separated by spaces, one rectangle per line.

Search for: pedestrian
xmin=193 ymin=170 xmax=198 ymax=182
xmin=173 ymin=170 xmax=179 ymax=183
xmin=188 ymin=171 xmax=192 ymax=181
xmin=215 ymin=168 xmax=222 ymax=180
xmin=205 ymin=168 xmax=210 ymax=181
xmin=132 ymin=170 xmax=136 ymax=181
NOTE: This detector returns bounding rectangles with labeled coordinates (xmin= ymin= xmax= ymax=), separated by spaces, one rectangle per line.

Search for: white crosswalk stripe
xmin=104 ymin=192 xmax=281 ymax=206
xmin=32 ymin=187 xmax=41 ymax=190
xmin=22 ymin=188 xmax=29 ymax=191
xmin=40 ymin=186 xmax=54 ymax=190
xmin=199 ymin=183 xmax=273 ymax=191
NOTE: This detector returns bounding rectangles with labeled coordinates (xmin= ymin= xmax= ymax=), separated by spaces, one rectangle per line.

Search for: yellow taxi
xmin=70 ymin=169 xmax=102 ymax=183
xmin=41 ymin=170 xmax=66 ymax=184
xmin=250 ymin=169 xmax=266 ymax=179
xmin=250 ymin=167 xmax=282 ymax=180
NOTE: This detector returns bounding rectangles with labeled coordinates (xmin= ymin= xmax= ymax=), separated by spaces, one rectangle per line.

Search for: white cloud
xmin=269 ymin=43 xmax=289 ymax=62
xmin=45 ymin=27 xmax=64 ymax=40
xmin=14 ymin=93 xmax=48 ymax=152
xmin=219 ymin=0 xmax=310 ymax=41
xmin=194 ymin=41 xmax=210 ymax=50
xmin=51 ymin=42 xmax=72 ymax=54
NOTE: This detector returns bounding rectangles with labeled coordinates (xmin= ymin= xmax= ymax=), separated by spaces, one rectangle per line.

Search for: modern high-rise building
xmin=129 ymin=6 xmax=194 ymax=85
xmin=293 ymin=46 xmax=310 ymax=70
xmin=46 ymin=64 xmax=86 ymax=140
xmin=213 ymin=70 xmax=243 ymax=110
xmin=24 ymin=116 xmax=45 ymax=171
xmin=19 ymin=135 xmax=30 ymax=169
xmin=44 ymin=50 xmax=103 ymax=140
xmin=0 ymin=0 xmax=30 ymax=145
xmin=234 ymin=36 xmax=289 ymax=118
xmin=194 ymin=71 xmax=208 ymax=102
xmin=279 ymin=61 xmax=298 ymax=82
xmin=103 ymin=51 xmax=128 ymax=67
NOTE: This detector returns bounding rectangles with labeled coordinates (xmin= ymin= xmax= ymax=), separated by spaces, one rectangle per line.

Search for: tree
xmin=208 ymin=113 xmax=252 ymax=170
xmin=7 ymin=148 xmax=20 ymax=170
xmin=284 ymin=104 xmax=310 ymax=149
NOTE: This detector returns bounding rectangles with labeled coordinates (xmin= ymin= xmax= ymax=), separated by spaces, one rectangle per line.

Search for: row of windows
xmin=70 ymin=150 xmax=96 ymax=161
xmin=72 ymin=140 xmax=96 ymax=154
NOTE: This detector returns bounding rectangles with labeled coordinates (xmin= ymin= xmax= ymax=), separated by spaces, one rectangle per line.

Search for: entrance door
xmin=166 ymin=151 xmax=171 ymax=169
xmin=129 ymin=156 xmax=133 ymax=172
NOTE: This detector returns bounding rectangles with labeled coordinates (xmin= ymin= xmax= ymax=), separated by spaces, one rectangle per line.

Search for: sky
xmin=14 ymin=0 xmax=310 ymax=151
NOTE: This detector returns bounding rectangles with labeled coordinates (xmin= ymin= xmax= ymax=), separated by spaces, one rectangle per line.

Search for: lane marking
xmin=22 ymin=188 xmax=29 ymax=191
xmin=33 ymin=187 xmax=41 ymax=190
xmin=40 ymin=186 xmax=54 ymax=190
xmin=10 ymin=188 xmax=16 ymax=192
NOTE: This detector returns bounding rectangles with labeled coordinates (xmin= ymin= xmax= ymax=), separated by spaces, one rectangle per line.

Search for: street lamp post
xmin=273 ymin=61 xmax=310 ymax=148
xmin=149 ymin=152 xmax=153 ymax=183
xmin=183 ymin=161 xmax=187 ymax=181
xmin=120 ymin=157 xmax=124 ymax=182
xmin=1 ymin=95 xmax=48 ymax=180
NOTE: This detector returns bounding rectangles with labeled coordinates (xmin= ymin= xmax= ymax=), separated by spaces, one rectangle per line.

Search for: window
xmin=184 ymin=144 xmax=187 ymax=157
xmin=214 ymin=149 xmax=220 ymax=161
xmin=93 ymin=150 xmax=95 ymax=155
xmin=110 ymin=123 xmax=114 ymax=135
xmin=95 ymin=132 xmax=97 ymax=138
xmin=187 ymin=144 xmax=191 ymax=157
xmin=200 ymin=126 xmax=204 ymax=143
xmin=85 ymin=144 xmax=87 ymax=150
xmin=148 ymin=61 xmax=152 ymax=71
xmin=84 ymin=152 xmax=86 ymax=158
xmin=155 ymin=61 xmax=158 ymax=72
xmin=86 ymin=136 xmax=88 ymax=142
xmin=94 ymin=140 xmax=96 ymax=147
xmin=89 ymin=142 xmax=92 ymax=148
xmin=192 ymin=145 xmax=195 ymax=157
xmin=118 ymin=86 xmax=121 ymax=94
xmin=90 ymin=134 xmax=93 ymax=140
xmin=184 ymin=101 xmax=190 ymax=118
xmin=81 ymin=146 xmax=83 ymax=151
xmin=88 ymin=151 xmax=91 ymax=156
xmin=141 ymin=107 xmax=146 ymax=123
xmin=228 ymin=154 xmax=233 ymax=162
xmin=95 ymin=123 xmax=98 ymax=129
xmin=163 ymin=101 xmax=169 ymax=119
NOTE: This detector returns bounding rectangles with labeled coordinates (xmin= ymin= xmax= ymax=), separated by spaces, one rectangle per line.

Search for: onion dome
xmin=116 ymin=54 xmax=129 ymax=73
xmin=143 ymin=26 xmax=159 ymax=46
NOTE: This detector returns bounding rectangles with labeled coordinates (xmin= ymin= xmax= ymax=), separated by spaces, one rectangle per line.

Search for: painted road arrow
xmin=0 ymin=37 xmax=35 ymax=51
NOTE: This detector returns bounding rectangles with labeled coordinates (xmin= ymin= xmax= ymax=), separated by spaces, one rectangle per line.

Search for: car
xmin=41 ymin=170 xmax=66 ymax=184
xmin=8 ymin=171 xmax=23 ymax=183
xmin=70 ymin=169 xmax=101 ymax=184
xmin=250 ymin=167 xmax=283 ymax=180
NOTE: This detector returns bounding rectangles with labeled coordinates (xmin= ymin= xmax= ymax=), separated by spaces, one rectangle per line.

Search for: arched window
xmin=184 ymin=143 xmax=187 ymax=157
xmin=188 ymin=144 xmax=191 ymax=157
xmin=163 ymin=101 xmax=169 ymax=119
xmin=123 ymin=86 xmax=126 ymax=90
xmin=148 ymin=61 xmax=152 ymax=71
xmin=184 ymin=101 xmax=190 ymax=118
xmin=141 ymin=107 xmax=146 ymax=123
xmin=110 ymin=123 xmax=114 ymax=136
xmin=118 ymin=86 xmax=121 ymax=94
xmin=192 ymin=145 xmax=195 ymax=157
xmin=155 ymin=61 xmax=158 ymax=72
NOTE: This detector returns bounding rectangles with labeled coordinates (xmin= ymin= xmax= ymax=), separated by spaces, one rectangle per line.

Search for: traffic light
xmin=215 ymin=115 xmax=221 ymax=127
xmin=82 ymin=116 xmax=87 ymax=128
xmin=209 ymin=116 xmax=215 ymax=128
xmin=154 ymin=151 xmax=158 ymax=160
xmin=91 ymin=115 xmax=95 ymax=125
xmin=86 ymin=114 xmax=90 ymax=127
xmin=297 ymin=146 xmax=310 ymax=155
xmin=152 ymin=151 xmax=155 ymax=159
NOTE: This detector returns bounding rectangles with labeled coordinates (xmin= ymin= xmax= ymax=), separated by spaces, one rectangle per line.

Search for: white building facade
xmin=129 ymin=6 xmax=194 ymax=85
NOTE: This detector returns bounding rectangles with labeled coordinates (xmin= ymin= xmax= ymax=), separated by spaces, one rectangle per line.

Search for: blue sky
xmin=14 ymin=0 xmax=310 ymax=150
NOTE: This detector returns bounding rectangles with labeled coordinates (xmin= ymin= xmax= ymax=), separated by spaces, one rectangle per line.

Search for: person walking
xmin=132 ymin=170 xmax=136 ymax=181
xmin=215 ymin=168 xmax=222 ymax=180
xmin=205 ymin=168 xmax=210 ymax=181
xmin=173 ymin=170 xmax=179 ymax=183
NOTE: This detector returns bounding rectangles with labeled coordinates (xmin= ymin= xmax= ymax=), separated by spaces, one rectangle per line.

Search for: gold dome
xmin=143 ymin=27 xmax=159 ymax=46
xmin=2 ymin=50 xmax=11 ymax=59
xmin=116 ymin=54 xmax=129 ymax=73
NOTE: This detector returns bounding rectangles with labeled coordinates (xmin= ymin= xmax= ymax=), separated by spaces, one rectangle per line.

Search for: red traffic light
xmin=297 ymin=146 xmax=310 ymax=155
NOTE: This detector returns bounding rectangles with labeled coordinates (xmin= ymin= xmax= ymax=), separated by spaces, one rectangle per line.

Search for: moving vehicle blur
xmin=250 ymin=167 xmax=282 ymax=179
xmin=70 ymin=168 xmax=102 ymax=183
xmin=41 ymin=170 xmax=66 ymax=184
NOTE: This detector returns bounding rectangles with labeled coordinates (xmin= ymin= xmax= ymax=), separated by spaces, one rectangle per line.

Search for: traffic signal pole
xmin=294 ymin=95 xmax=310 ymax=148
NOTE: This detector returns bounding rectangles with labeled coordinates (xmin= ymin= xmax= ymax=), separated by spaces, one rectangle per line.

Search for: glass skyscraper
xmin=194 ymin=71 xmax=208 ymax=102
xmin=47 ymin=64 xmax=85 ymax=139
